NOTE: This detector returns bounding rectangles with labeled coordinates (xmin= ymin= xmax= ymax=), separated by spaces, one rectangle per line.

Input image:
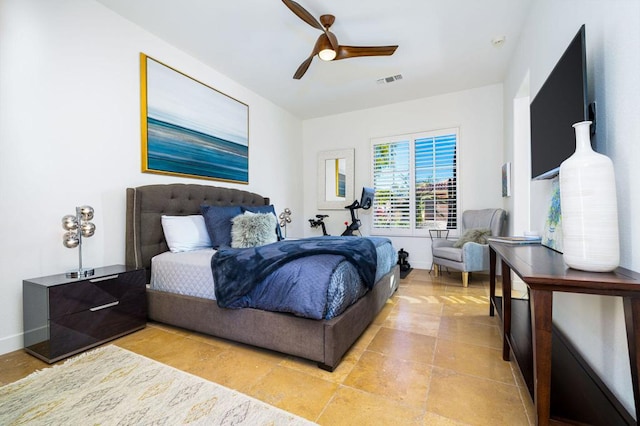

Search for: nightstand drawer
xmin=48 ymin=272 xmax=144 ymax=319
xmin=46 ymin=296 xmax=146 ymax=360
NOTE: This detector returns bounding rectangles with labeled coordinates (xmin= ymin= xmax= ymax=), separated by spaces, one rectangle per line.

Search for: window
xmin=371 ymin=129 xmax=458 ymax=235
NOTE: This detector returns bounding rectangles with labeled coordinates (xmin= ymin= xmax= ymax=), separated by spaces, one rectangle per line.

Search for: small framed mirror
xmin=317 ymin=149 xmax=354 ymax=210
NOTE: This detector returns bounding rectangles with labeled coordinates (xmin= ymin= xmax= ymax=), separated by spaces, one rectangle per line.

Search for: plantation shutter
xmin=372 ymin=141 xmax=411 ymax=229
xmin=415 ymin=133 xmax=457 ymax=230
xmin=371 ymin=129 xmax=458 ymax=235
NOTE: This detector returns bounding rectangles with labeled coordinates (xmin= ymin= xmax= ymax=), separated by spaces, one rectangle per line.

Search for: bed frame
xmin=125 ymin=183 xmax=399 ymax=371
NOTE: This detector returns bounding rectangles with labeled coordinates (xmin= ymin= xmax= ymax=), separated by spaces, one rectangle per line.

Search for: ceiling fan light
xmin=318 ymin=48 xmax=336 ymax=61
xmin=316 ymin=33 xmax=336 ymax=61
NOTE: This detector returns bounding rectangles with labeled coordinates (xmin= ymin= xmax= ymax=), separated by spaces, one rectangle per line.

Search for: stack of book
xmin=487 ymin=236 xmax=542 ymax=245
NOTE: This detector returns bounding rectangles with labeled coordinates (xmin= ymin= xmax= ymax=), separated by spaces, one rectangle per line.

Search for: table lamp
xmin=62 ymin=205 xmax=96 ymax=278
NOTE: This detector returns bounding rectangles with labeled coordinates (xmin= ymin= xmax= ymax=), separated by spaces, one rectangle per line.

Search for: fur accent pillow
xmin=453 ymin=227 xmax=492 ymax=248
xmin=241 ymin=204 xmax=283 ymax=240
xmin=231 ymin=212 xmax=278 ymax=248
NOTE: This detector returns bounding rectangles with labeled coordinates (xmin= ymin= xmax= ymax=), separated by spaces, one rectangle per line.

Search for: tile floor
xmin=0 ymin=269 xmax=535 ymax=425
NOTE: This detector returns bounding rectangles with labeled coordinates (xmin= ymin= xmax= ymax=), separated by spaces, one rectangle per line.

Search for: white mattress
xmin=150 ymin=248 xmax=216 ymax=299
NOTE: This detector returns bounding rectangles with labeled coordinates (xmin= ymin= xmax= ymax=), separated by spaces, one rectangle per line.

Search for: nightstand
xmin=23 ymin=265 xmax=146 ymax=363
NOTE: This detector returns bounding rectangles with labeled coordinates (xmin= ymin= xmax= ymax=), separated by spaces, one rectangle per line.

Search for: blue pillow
xmin=242 ymin=205 xmax=283 ymax=240
xmin=200 ymin=205 xmax=243 ymax=248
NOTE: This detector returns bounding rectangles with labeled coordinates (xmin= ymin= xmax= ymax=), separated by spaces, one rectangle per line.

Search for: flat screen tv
xmin=530 ymin=25 xmax=589 ymax=180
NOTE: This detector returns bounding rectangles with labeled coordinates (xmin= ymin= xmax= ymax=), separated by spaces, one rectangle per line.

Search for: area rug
xmin=0 ymin=345 xmax=315 ymax=425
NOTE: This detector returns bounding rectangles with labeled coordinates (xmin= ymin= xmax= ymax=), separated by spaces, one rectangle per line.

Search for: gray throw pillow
xmin=453 ymin=227 xmax=492 ymax=248
xmin=231 ymin=212 xmax=278 ymax=248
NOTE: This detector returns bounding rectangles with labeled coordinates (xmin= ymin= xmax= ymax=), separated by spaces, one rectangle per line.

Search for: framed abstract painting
xmin=140 ymin=54 xmax=249 ymax=184
xmin=542 ymin=177 xmax=563 ymax=252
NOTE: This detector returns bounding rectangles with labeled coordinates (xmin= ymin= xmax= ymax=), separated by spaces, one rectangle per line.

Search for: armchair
xmin=431 ymin=208 xmax=506 ymax=287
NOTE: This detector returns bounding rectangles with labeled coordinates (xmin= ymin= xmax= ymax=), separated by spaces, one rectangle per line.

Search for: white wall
xmin=503 ymin=0 xmax=640 ymax=417
xmin=302 ymin=85 xmax=505 ymax=269
xmin=0 ymin=0 xmax=303 ymax=354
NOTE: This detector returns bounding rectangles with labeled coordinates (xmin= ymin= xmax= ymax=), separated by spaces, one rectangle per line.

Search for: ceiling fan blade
xmin=293 ymin=55 xmax=314 ymax=79
xmin=334 ymin=45 xmax=399 ymax=61
xmin=282 ymin=0 xmax=323 ymax=30
xmin=318 ymin=15 xmax=339 ymax=51
xmin=325 ymin=30 xmax=338 ymax=52
xmin=292 ymin=34 xmax=326 ymax=79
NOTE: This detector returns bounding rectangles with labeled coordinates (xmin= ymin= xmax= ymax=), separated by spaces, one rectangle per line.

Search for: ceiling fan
xmin=282 ymin=0 xmax=399 ymax=79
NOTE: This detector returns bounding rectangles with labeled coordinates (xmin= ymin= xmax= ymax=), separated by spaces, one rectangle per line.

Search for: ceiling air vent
xmin=376 ymin=74 xmax=403 ymax=85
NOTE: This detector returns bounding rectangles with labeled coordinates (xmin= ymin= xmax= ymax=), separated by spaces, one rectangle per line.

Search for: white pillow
xmin=161 ymin=215 xmax=212 ymax=252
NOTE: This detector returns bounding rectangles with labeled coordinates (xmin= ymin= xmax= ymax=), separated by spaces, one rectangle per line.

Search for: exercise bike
xmin=341 ymin=186 xmax=374 ymax=236
xmin=308 ymin=214 xmax=330 ymax=236
xmin=341 ymin=200 xmax=362 ymax=236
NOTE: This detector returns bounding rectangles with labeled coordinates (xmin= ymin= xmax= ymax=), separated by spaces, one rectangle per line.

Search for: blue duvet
xmin=212 ymin=236 xmax=393 ymax=319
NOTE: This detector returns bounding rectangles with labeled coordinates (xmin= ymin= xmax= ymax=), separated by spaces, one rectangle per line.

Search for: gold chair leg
xmin=462 ymin=272 xmax=469 ymax=287
xmin=434 ymin=264 xmax=440 ymax=277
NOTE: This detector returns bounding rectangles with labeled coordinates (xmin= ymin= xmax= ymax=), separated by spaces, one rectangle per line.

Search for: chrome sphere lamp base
xmin=62 ymin=205 xmax=96 ymax=279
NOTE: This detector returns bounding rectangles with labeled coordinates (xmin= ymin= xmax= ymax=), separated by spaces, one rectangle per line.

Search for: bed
xmin=125 ymin=183 xmax=399 ymax=371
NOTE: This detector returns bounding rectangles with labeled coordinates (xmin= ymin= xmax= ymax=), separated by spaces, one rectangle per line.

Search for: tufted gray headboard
xmin=125 ymin=183 xmax=269 ymax=281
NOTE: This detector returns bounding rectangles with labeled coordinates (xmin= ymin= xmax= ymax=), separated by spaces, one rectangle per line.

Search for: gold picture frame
xmin=140 ymin=53 xmax=249 ymax=184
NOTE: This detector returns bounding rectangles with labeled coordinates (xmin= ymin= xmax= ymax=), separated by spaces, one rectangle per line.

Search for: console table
xmin=488 ymin=242 xmax=640 ymax=425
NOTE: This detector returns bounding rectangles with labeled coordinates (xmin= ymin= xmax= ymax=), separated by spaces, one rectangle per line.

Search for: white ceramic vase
xmin=559 ymin=121 xmax=619 ymax=272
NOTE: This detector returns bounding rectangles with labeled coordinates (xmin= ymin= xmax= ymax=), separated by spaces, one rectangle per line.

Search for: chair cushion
xmin=432 ymin=246 xmax=463 ymax=262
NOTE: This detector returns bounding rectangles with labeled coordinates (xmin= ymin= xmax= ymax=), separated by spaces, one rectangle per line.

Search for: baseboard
xmin=411 ymin=261 xmax=431 ymax=270
xmin=0 ymin=331 xmax=24 ymax=356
